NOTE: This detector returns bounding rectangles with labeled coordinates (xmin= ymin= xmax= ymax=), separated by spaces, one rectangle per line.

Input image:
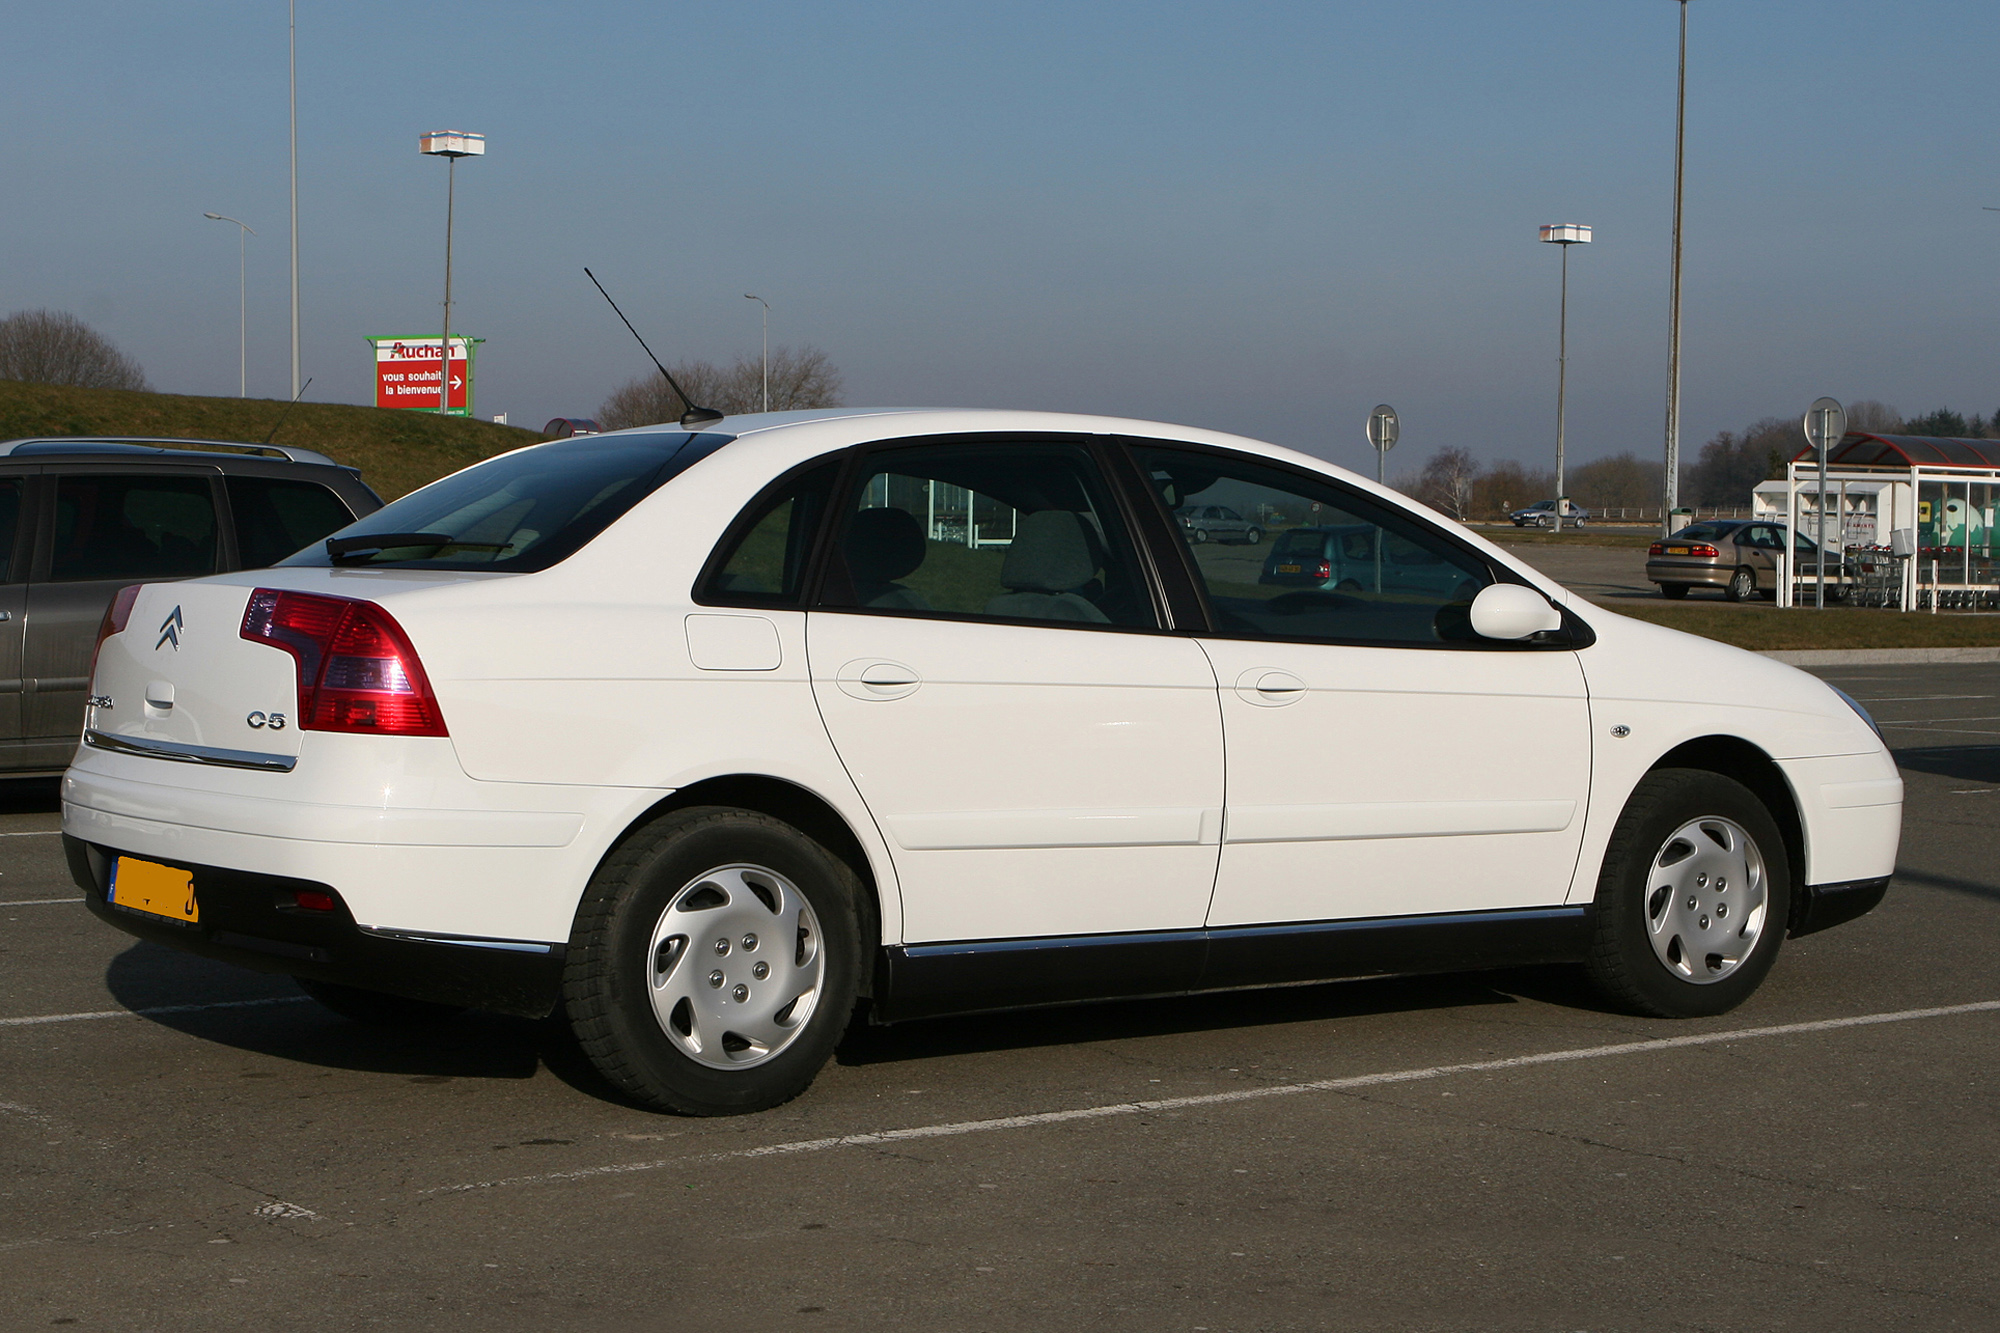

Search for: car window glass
xmin=50 ymin=474 xmax=218 ymax=582
xmin=226 ymin=477 xmax=356 ymax=568
xmin=0 ymin=478 xmax=19 ymax=583
xmin=700 ymin=461 xmax=840 ymax=605
xmin=1134 ymin=444 xmax=1492 ymax=645
xmin=820 ymin=441 xmax=1156 ymax=629
xmin=1672 ymin=522 xmax=1726 ymax=541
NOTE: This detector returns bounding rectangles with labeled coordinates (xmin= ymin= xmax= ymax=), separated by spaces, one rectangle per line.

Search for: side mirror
xmin=1470 ymin=583 xmax=1564 ymax=641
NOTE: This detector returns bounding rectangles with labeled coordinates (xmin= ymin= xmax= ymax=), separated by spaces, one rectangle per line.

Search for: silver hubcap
xmin=646 ymin=863 xmax=824 ymax=1069
xmin=1645 ymin=816 xmax=1767 ymax=984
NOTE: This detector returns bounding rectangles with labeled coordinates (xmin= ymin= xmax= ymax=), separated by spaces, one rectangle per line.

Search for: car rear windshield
xmin=1670 ymin=522 xmax=1730 ymax=541
xmin=1272 ymin=529 xmax=1325 ymax=557
xmin=282 ymin=432 xmax=729 ymax=572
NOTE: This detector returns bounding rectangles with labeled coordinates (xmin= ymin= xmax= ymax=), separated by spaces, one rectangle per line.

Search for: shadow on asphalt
xmin=1892 ymin=867 xmax=2000 ymax=905
xmin=1894 ymin=745 xmax=2000 ymax=784
xmin=833 ymin=966 xmax=1589 ymax=1068
xmin=0 ymin=777 xmax=60 ymax=815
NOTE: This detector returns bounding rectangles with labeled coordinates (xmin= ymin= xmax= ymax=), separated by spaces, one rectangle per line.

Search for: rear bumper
xmin=65 ymin=834 xmax=565 ymax=1018
xmin=1645 ymin=560 xmax=1730 ymax=587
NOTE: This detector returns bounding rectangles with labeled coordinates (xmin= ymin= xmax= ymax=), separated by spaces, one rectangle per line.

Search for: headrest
xmin=845 ymin=506 xmax=927 ymax=586
xmin=1000 ymin=510 xmax=1100 ymax=593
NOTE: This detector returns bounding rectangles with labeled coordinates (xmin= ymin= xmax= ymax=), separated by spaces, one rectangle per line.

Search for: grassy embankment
xmin=0 ymin=380 xmax=541 ymax=501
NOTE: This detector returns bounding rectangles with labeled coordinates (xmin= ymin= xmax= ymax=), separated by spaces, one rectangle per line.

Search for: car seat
xmin=983 ymin=510 xmax=1110 ymax=624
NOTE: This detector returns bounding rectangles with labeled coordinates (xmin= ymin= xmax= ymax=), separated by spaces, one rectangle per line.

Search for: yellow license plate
xmin=1277 ymin=564 xmax=1301 ymax=573
xmin=109 ymin=856 xmax=199 ymax=924
xmin=1666 ymin=546 xmax=1691 ymax=555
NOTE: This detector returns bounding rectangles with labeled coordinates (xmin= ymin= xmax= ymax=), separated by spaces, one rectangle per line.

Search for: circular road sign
xmin=1367 ymin=404 xmax=1400 ymax=453
xmin=1803 ymin=397 xmax=1846 ymax=453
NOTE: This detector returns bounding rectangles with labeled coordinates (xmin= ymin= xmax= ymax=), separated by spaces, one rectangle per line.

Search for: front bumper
xmin=66 ymin=834 xmax=565 ymax=1017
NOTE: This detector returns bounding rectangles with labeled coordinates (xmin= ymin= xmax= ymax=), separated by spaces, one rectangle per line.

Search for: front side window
xmin=50 ymin=474 xmax=217 ymax=582
xmin=1134 ymin=444 xmax=1492 ymax=646
xmin=819 ymin=440 xmax=1157 ymax=629
xmin=0 ymin=477 xmax=20 ymax=583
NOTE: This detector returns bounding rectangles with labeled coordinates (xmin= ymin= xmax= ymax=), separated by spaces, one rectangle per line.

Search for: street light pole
xmin=288 ymin=0 xmax=300 ymax=400
xmin=203 ymin=213 xmax=256 ymax=397
xmin=744 ymin=294 xmax=770 ymax=412
xmin=1540 ymin=225 xmax=1592 ymax=534
xmin=420 ymin=132 xmax=485 ymax=415
xmin=1662 ymin=0 xmax=1689 ymax=537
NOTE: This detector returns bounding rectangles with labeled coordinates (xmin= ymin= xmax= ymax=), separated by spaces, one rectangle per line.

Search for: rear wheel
xmin=564 ymin=807 xmax=862 ymax=1116
xmin=294 ymin=977 xmax=465 ymax=1026
xmin=1193 ymin=528 xmax=1210 ymax=544
xmin=1660 ymin=583 xmax=1690 ymax=600
xmin=1584 ymin=769 xmax=1789 ymax=1018
xmin=1725 ymin=566 xmax=1757 ymax=602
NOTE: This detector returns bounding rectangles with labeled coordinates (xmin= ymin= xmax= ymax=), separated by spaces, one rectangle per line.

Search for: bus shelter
xmin=1756 ymin=433 xmax=2000 ymax=610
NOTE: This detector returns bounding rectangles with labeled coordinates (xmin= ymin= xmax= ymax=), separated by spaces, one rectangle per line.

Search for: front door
xmin=1129 ymin=443 xmax=1593 ymax=927
xmin=0 ymin=474 xmax=28 ymax=753
xmin=807 ymin=438 xmax=1224 ymax=944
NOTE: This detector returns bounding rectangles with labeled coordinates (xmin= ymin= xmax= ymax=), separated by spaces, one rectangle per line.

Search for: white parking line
xmin=0 ymin=996 xmax=309 ymax=1028
xmin=426 ymin=998 xmax=2000 ymax=1197
xmin=0 ymin=898 xmax=85 ymax=907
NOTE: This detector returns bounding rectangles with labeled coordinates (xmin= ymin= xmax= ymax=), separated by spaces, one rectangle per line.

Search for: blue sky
xmin=4 ymin=2 xmax=1997 ymax=477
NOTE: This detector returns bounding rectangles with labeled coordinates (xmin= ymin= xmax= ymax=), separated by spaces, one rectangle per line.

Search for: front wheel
xmin=1584 ymin=769 xmax=1789 ymax=1018
xmin=564 ymin=807 xmax=863 ymax=1115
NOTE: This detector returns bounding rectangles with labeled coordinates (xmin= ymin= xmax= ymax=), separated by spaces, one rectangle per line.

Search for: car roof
xmin=0 ymin=436 xmax=343 ymax=466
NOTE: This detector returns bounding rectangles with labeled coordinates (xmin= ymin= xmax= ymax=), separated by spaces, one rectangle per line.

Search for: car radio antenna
xmin=262 ymin=376 xmax=313 ymax=444
xmin=584 ymin=268 xmax=724 ymax=428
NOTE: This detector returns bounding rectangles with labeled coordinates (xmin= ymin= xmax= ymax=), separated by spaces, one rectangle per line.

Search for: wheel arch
xmin=600 ymin=774 xmax=889 ymax=995
xmin=1648 ymin=735 xmax=1808 ymax=933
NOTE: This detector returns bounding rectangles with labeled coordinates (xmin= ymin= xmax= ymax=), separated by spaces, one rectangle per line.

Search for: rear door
xmin=0 ymin=471 xmax=30 ymax=754
xmin=23 ymin=466 xmax=223 ymax=745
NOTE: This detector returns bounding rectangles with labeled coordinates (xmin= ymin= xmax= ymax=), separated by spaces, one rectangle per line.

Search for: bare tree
xmin=599 ymin=346 xmax=842 ymax=430
xmin=0 ymin=309 xmax=149 ymax=390
xmin=1471 ymin=459 xmax=1553 ymax=519
xmin=1415 ymin=447 xmax=1479 ymax=520
xmin=1844 ymin=400 xmax=1900 ymax=434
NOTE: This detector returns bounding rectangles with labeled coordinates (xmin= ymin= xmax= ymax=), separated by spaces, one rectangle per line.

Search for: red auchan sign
xmin=368 ymin=336 xmax=481 ymax=415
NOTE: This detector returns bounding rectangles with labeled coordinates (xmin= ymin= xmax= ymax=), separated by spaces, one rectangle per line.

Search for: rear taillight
xmin=1314 ymin=560 xmax=1332 ymax=580
xmin=1648 ymin=542 xmax=1664 ymax=557
xmin=1690 ymin=544 xmax=1720 ymax=558
xmin=88 ymin=585 xmax=143 ymax=684
xmin=240 ymin=589 xmax=448 ymax=737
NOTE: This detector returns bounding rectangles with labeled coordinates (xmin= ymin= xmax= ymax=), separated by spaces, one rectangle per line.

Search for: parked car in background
xmin=1175 ymin=503 xmax=1263 ymax=544
xmin=1260 ymin=524 xmax=1481 ymax=603
xmin=0 ymin=438 xmax=379 ymax=775
xmin=1509 ymin=499 xmax=1589 ymax=528
xmin=1647 ymin=519 xmax=1852 ymax=602
xmin=67 ymin=410 xmax=1898 ymax=1119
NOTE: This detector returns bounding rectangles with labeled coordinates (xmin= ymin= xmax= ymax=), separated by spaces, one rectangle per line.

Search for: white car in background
xmin=64 ymin=409 xmax=1901 ymax=1115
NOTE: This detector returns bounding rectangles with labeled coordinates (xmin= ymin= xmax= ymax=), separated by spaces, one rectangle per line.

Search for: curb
xmin=1758 ymin=647 xmax=2000 ymax=666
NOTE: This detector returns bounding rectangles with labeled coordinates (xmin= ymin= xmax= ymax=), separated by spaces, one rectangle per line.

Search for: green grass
xmin=1590 ymin=599 xmax=2000 ymax=651
xmin=0 ymin=380 xmax=543 ymax=500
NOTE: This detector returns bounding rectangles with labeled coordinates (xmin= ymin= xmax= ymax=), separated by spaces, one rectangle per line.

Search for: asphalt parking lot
xmin=2 ymin=664 xmax=1995 ymax=1331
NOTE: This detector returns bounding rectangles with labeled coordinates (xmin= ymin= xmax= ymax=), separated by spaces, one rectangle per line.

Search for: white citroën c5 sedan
xmin=64 ymin=410 xmax=1902 ymax=1115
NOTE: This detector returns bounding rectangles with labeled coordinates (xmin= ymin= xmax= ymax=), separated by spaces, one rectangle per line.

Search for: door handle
xmin=0 ymin=610 xmax=10 ymax=622
xmin=836 ymin=659 xmax=922 ymax=701
xmin=1234 ymin=668 xmax=1307 ymax=707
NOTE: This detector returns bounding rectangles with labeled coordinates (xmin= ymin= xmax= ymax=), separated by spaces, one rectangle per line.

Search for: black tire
xmin=1244 ymin=527 xmax=1262 ymax=545
xmin=564 ymin=806 xmax=863 ymax=1116
xmin=294 ymin=977 xmax=465 ymax=1026
xmin=1659 ymin=583 xmax=1690 ymax=600
xmin=1193 ymin=529 xmax=1210 ymax=544
xmin=1583 ymin=769 xmax=1790 ymax=1019
xmin=1725 ymin=566 xmax=1756 ymax=603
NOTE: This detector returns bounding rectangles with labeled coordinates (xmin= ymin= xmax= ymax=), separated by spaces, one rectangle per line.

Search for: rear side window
xmin=0 ymin=477 xmax=19 ymax=583
xmin=699 ymin=461 xmax=841 ymax=606
xmin=284 ymin=432 xmax=724 ymax=572
xmin=227 ymin=477 xmax=356 ymax=568
xmin=50 ymin=474 xmax=218 ymax=582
